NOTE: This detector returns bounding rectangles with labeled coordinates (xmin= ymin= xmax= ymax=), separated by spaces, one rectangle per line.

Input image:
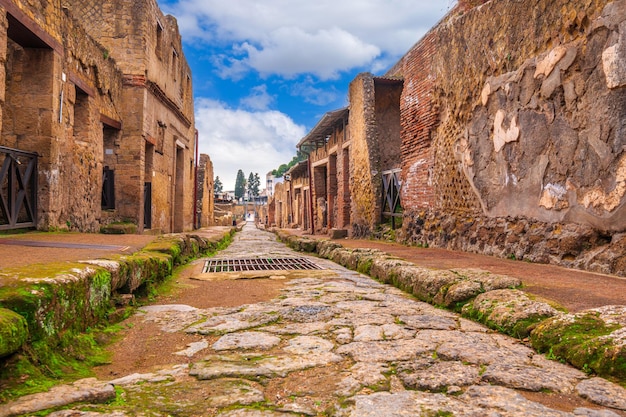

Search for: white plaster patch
xmin=579 ymin=154 xmax=626 ymax=212
xmin=534 ymin=45 xmax=567 ymax=78
xmin=539 ymin=183 xmax=568 ymax=210
xmin=481 ymin=82 xmax=492 ymax=106
xmin=603 ymin=42 xmax=626 ymax=89
xmin=492 ymin=110 xmax=520 ymax=152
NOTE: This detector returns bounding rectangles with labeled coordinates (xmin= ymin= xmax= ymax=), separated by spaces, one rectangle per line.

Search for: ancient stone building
xmin=196 ymin=153 xmax=214 ymax=228
xmin=279 ymin=75 xmax=402 ymax=238
xmin=347 ymin=74 xmax=403 ymax=237
xmin=0 ymin=0 xmax=198 ymax=233
xmin=387 ymin=0 xmax=626 ymax=275
xmin=297 ymin=108 xmax=350 ymax=235
xmin=65 ymin=0 xmax=197 ymax=233
xmin=270 ymin=0 xmax=626 ymax=276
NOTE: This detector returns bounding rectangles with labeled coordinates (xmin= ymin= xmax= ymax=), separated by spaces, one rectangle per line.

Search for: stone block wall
xmin=196 ymin=153 xmax=215 ymax=227
xmin=66 ymin=0 xmax=196 ymax=233
xmin=390 ymin=0 xmax=626 ymax=275
xmin=348 ymin=74 xmax=378 ymax=236
xmin=348 ymin=73 xmax=403 ymax=237
xmin=0 ymin=0 xmax=125 ymax=232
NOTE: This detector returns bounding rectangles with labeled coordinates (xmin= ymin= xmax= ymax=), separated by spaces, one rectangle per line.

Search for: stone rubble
xmin=2 ymin=223 xmax=624 ymax=416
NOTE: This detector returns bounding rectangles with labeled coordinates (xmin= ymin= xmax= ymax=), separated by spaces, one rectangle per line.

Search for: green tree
xmin=271 ymin=151 xmax=307 ymax=177
xmin=247 ymin=172 xmax=260 ymax=197
xmin=234 ymin=169 xmax=246 ymax=199
xmin=214 ymin=176 xmax=223 ymax=193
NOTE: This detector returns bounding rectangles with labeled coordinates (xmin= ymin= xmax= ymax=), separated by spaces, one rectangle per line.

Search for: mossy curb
xmin=274 ymin=231 xmax=625 ymax=383
xmin=0 ymin=228 xmax=235 ymax=372
xmin=530 ymin=307 xmax=626 ymax=380
xmin=0 ymin=308 xmax=28 ymax=358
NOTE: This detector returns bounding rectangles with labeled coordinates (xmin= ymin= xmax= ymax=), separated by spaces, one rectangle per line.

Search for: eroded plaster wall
xmin=391 ymin=0 xmax=626 ymax=275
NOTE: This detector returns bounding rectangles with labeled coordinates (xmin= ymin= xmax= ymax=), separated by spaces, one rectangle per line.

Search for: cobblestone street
xmin=3 ymin=223 xmax=625 ymax=417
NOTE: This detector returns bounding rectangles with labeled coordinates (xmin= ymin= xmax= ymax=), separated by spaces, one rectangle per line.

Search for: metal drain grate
xmin=202 ymin=257 xmax=322 ymax=273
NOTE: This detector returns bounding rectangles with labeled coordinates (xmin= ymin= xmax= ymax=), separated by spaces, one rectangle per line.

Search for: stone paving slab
xmin=2 ymin=223 xmax=625 ymax=416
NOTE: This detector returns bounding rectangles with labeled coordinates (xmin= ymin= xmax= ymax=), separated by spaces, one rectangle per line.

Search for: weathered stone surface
xmin=460 ymin=385 xmax=572 ymax=416
xmin=481 ymin=363 xmax=580 ymax=393
xmin=344 ymin=385 xmax=577 ymax=417
xmin=336 ymin=362 xmax=390 ymax=396
xmin=203 ymin=379 xmax=265 ymax=407
xmin=212 ymin=331 xmax=281 ymax=351
xmin=174 ymin=340 xmax=209 ymax=357
xmin=336 ymin=339 xmax=436 ymax=362
xmin=531 ymin=306 xmax=626 ymax=380
xmin=190 ymin=351 xmax=344 ymax=380
xmin=186 ymin=310 xmax=279 ymax=334
xmin=462 ymin=288 xmax=560 ymax=337
xmin=397 ymin=360 xmax=481 ymax=391
xmin=576 ymin=377 xmax=626 ymax=411
xmin=0 ymin=378 xmax=115 ymax=417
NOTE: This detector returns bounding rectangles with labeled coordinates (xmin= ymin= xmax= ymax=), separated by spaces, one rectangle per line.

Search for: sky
xmin=158 ymin=0 xmax=458 ymax=190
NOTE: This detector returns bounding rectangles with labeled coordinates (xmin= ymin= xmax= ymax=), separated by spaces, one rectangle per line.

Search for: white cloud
xmin=237 ymin=27 xmax=380 ymax=79
xmin=162 ymin=0 xmax=457 ymax=79
xmin=240 ymin=85 xmax=275 ymax=110
xmin=195 ymin=98 xmax=306 ymax=190
xmin=289 ymin=77 xmax=340 ymax=106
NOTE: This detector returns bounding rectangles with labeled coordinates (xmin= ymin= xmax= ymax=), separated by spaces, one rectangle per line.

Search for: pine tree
xmin=247 ymin=172 xmax=260 ymax=197
xmin=214 ymin=176 xmax=223 ymax=193
xmin=253 ymin=173 xmax=261 ymax=196
xmin=234 ymin=169 xmax=246 ymax=199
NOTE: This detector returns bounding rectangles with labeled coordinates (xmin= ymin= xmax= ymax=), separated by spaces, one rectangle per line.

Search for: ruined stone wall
xmin=0 ymin=1 xmax=124 ymax=232
xmin=348 ymin=74 xmax=378 ymax=237
xmin=66 ymin=0 xmax=196 ymax=233
xmin=272 ymin=182 xmax=290 ymax=228
xmin=348 ymin=73 xmax=403 ymax=237
xmin=196 ymin=153 xmax=215 ymax=228
xmin=391 ymin=0 xmax=626 ymax=275
xmin=374 ymin=79 xmax=402 ymax=172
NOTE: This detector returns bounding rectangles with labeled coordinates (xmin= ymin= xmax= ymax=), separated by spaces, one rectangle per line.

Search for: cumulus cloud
xmin=162 ymin=0 xmax=456 ymax=79
xmin=289 ymin=77 xmax=340 ymax=106
xmin=240 ymin=85 xmax=275 ymax=110
xmin=195 ymin=98 xmax=306 ymax=189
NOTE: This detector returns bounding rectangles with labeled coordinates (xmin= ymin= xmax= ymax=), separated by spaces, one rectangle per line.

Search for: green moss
xmin=0 ymin=229 xmax=236 ymax=402
xmin=357 ymin=257 xmax=374 ymax=275
xmin=530 ymin=313 xmax=625 ymax=381
xmin=0 ymin=308 xmax=29 ymax=357
xmin=0 ymin=325 xmax=116 ymax=402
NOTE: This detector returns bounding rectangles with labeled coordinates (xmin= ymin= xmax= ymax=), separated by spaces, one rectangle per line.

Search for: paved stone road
xmin=3 ymin=223 xmax=626 ymax=417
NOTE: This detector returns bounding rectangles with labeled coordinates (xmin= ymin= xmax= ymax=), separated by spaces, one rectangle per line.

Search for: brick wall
xmin=387 ymin=29 xmax=440 ymax=212
xmin=387 ymin=0 xmax=626 ymax=275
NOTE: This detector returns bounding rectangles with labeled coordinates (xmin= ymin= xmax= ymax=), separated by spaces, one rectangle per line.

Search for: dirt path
xmin=94 ymin=259 xmax=287 ymax=380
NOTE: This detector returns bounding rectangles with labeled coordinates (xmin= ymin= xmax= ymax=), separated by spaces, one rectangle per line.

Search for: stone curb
xmin=275 ymin=231 xmax=626 ymax=381
xmin=0 ymin=229 xmax=235 ymax=358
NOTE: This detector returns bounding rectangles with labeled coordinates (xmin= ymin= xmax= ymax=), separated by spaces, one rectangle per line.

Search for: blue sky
xmin=158 ymin=0 xmax=457 ymax=190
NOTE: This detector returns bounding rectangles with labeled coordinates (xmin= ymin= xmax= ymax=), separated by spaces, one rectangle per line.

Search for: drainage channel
xmin=202 ymin=257 xmax=322 ymax=273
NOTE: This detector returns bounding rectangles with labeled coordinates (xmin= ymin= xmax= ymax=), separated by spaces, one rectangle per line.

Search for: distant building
xmin=266 ymin=172 xmax=283 ymax=198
